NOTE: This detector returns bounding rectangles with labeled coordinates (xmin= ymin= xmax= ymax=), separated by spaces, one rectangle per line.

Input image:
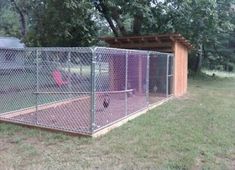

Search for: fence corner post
xmin=35 ymin=49 xmax=39 ymax=124
xmin=125 ymin=50 xmax=128 ymax=116
xmin=146 ymin=51 xmax=150 ymax=108
xmin=67 ymin=51 xmax=72 ymax=97
xmin=166 ymin=54 xmax=169 ymax=98
xmin=90 ymin=47 xmax=97 ymax=133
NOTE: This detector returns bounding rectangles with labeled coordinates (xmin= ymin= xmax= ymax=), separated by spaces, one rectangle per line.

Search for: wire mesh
xmin=168 ymin=55 xmax=174 ymax=96
xmin=0 ymin=47 xmax=174 ymax=134
xmin=149 ymin=52 xmax=169 ymax=105
xmin=127 ymin=50 xmax=148 ymax=115
xmin=94 ymin=48 xmax=127 ymax=130
xmin=0 ymin=47 xmax=93 ymax=134
xmin=0 ymin=48 xmax=36 ymax=113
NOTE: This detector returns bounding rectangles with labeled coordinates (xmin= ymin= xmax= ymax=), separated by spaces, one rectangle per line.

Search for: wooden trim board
xmin=0 ymin=96 xmax=173 ymax=137
xmin=92 ymin=97 xmax=173 ymax=138
xmin=0 ymin=118 xmax=92 ymax=137
xmin=1 ymin=96 xmax=90 ymax=119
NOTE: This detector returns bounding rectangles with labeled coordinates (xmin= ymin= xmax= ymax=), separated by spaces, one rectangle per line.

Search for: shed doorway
xmin=149 ymin=53 xmax=174 ymax=104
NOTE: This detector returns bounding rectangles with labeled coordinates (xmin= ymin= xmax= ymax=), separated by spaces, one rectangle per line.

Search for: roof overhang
xmin=100 ymin=33 xmax=192 ymax=53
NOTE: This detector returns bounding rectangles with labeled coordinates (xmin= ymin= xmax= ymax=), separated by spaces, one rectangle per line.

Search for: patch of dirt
xmin=0 ymin=136 xmax=13 ymax=152
xmin=214 ymin=153 xmax=235 ymax=170
xmin=191 ymin=156 xmax=205 ymax=170
xmin=231 ymin=154 xmax=235 ymax=170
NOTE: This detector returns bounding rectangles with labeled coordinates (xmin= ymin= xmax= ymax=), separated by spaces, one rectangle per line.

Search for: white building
xmin=0 ymin=37 xmax=25 ymax=70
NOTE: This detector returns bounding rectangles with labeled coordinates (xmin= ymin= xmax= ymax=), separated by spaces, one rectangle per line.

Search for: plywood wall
xmin=173 ymin=42 xmax=188 ymax=97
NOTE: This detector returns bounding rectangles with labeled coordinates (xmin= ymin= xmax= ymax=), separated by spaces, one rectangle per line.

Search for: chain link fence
xmin=0 ymin=47 xmax=173 ymax=135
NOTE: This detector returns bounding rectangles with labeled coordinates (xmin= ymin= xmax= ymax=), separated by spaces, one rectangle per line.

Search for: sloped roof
xmin=100 ymin=33 xmax=192 ymax=52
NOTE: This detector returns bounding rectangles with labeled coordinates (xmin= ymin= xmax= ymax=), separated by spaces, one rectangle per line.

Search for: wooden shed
xmin=100 ymin=33 xmax=192 ymax=97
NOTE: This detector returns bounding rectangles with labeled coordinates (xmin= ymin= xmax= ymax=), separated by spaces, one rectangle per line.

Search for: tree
xmin=0 ymin=0 xmax=20 ymax=37
xmin=1 ymin=0 xmax=234 ymax=72
xmin=9 ymin=0 xmax=30 ymax=38
xmin=24 ymin=0 xmax=97 ymax=47
xmin=92 ymin=0 xmax=155 ymax=37
xmin=92 ymin=0 xmax=235 ymax=72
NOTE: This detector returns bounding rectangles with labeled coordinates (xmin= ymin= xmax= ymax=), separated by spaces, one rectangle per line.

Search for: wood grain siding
xmin=173 ymin=42 xmax=188 ymax=97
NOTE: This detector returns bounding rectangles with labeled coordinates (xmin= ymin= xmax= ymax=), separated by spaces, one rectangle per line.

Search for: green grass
xmin=202 ymin=69 xmax=235 ymax=78
xmin=0 ymin=77 xmax=234 ymax=169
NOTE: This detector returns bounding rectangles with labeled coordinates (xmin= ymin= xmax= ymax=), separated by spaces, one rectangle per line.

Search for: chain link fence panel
xmin=0 ymin=47 xmax=173 ymax=135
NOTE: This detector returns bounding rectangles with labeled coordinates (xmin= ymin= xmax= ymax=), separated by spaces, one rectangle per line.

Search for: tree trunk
xmin=111 ymin=14 xmax=127 ymax=36
xmin=195 ymin=43 xmax=203 ymax=72
xmin=133 ymin=14 xmax=143 ymax=35
xmin=10 ymin=0 xmax=26 ymax=38
xmin=102 ymin=14 xmax=119 ymax=37
xmin=110 ymin=7 xmax=127 ymax=36
xmin=95 ymin=1 xmax=119 ymax=37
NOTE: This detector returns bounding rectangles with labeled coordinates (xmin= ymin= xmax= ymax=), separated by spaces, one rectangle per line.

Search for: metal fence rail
xmin=0 ymin=47 xmax=173 ymax=134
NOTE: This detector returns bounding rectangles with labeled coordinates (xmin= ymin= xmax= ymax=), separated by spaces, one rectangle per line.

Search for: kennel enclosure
xmin=101 ymin=33 xmax=192 ymax=97
xmin=0 ymin=45 xmax=185 ymax=136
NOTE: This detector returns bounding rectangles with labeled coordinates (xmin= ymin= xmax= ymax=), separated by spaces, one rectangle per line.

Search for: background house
xmin=0 ymin=37 xmax=25 ymax=71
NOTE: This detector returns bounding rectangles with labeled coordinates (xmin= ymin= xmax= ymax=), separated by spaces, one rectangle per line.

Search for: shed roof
xmin=100 ymin=33 xmax=192 ymax=52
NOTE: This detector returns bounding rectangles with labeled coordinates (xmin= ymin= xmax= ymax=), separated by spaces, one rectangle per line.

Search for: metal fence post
xmin=146 ymin=52 xmax=150 ymax=107
xmin=35 ymin=49 xmax=39 ymax=123
xmin=90 ymin=47 xmax=97 ymax=133
xmin=166 ymin=54 xmax=169 ymax=98
xmin=67 ymin=51 xmax=72 ymax=96
xmin=125 ymin=50 xmax=128 ymax=116
xmin=172 ymin=54 xmax=175 ymax=96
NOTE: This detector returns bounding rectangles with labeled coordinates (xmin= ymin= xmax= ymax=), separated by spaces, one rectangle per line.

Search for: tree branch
xmin=95 ymin=1 xmax=119 ymax=37
xmin=110 ymin=7 xmax=127 ymax=36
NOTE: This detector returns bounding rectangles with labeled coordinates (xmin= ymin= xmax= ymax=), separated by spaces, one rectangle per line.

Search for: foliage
xmin=0 ymin=0 xmax=97 ymax=46
xmin=168 ymin=0 xmax=235 ymax=72
xmin=92 ymin=0 xmax=235 ymax=72
xmin=24 ymin=0 xmax=97 ymax=47
xmin=0 ymin=0 xmax=234 ymax=71
xmin=0 ymin=1 xmax=20 ymax=37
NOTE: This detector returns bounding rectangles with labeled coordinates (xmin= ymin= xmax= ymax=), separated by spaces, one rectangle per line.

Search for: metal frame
xmin=168 ymin=54 xmax=174 ymax=97
xmin=67 ymin=51 xmax=72 ymax=94
xmin=166 ymin=54 xmax=169 ymax=97
xmin=90 ymin=47 xmax=97 ymax=132
xmin=0 ymin=47 xmax=174 ymax=135
xmin=33 ymin=89 xmax=134 ymax=95
xmin=146 ymin=52 xmax=150 ymax=106
xmin=125 ymin=50 xmax=128 ymax=116
xmin=35 ymin=50 xmax=39 ymax=124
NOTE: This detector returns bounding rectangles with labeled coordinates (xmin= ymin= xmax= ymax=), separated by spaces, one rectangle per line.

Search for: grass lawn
xmin=202 ymin=69 xmax=235 ymax=78
xmin=0 ymin=76 xmax=234 ymax=169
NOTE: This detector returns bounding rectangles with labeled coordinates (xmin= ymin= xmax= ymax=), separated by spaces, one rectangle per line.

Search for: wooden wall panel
xmin=173 ymin=42 xmax=188 ymax=97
